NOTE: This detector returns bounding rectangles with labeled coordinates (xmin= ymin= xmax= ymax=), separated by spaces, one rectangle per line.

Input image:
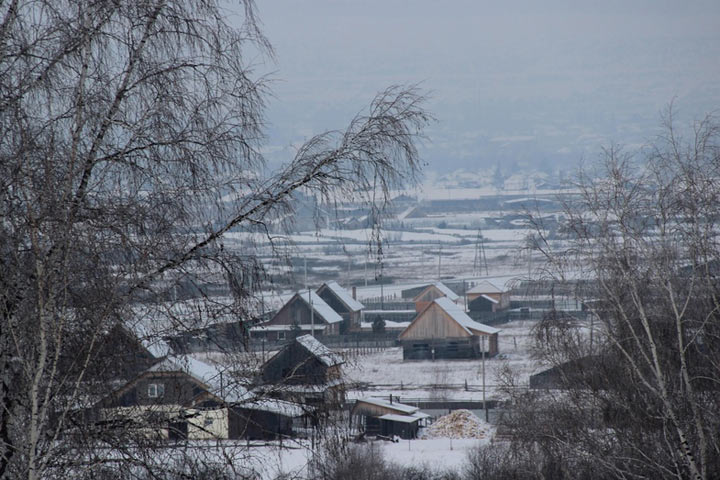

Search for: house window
xmin=278 ymin=331 xmax=286 ymax=340
xmin=148 ymin=383 xmax=165 ymax=398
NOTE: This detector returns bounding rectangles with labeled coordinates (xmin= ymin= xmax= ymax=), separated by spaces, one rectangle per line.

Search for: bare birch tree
xmin=0 ymin=1 xmax=430 ymax=478
xmin=502 ymin=110 xmax=720 ymax=479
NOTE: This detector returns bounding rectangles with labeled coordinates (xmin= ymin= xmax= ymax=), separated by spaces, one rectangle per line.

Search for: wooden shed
xmin=351 ymin=397 xmax=430 ymax=439
xmin=399 ymin=297 xmax=500 ymax=360
xmin=316 ymin=281 xmax=364 ymax=333
xmin=468 ymin=294 xmax=501 ymax=313
xmin=251 ymin=291 xmax=343 ymax=341
xmin=231 ymin=399 xmax=306 ymax=440
xmin=412 ymin=282 xmax=460 ymax=313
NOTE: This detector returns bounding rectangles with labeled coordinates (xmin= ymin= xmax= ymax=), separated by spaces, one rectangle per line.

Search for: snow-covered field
xmin=239 ymin=437 xmax=488 ymax=479
xmin=344 ymin=319 xmax=540 ymax=401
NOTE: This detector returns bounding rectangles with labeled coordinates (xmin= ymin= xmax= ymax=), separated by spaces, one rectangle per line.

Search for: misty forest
xmin=1 ymin=1 xmax=719 ymax=479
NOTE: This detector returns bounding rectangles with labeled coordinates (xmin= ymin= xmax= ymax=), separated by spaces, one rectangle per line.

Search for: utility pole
xmin=463 ymin=279 xmax=467 ymax=311
xmin=437 ymin=243 xmax=442 ymax=280
xmin=482 ymin=335 xmax=488 ymax=422
xmin=309 ymin=287 xmax=315 ymax=338
xmin=473 ymin=229 xmax=488 ymax=276
xmin=364 ymin=253 xmax=368 ymax=287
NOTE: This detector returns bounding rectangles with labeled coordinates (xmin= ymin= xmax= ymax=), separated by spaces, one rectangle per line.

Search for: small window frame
xmin=148 ymin=383 xmax=165 ymax=398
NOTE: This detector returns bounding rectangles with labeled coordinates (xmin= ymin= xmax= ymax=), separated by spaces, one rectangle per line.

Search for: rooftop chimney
xmin=352 ymin=286 xmax=357 ymax=300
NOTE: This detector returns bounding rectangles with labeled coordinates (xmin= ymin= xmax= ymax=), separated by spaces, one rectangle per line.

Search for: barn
xmin=316 ymin=281 xmax=364 ymax=333
xmin=351 ymin=397 xmax=431 ymax=439
xmin=250 ymin=290 xmax=343 ymax=341
xmin=399 ymin=297 xmax=500 ymax=360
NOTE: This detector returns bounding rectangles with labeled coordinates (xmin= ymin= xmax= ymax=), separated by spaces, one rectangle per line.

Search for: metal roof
xmin=467 ymin=280 xmax=505 ymax=294
xmin=432 ymin=282 xmax=460 ymax=301
xmin=355 ymin=397 xmax=419 ymax=415
xmin=320 ymin=281 xmax=364 ymax=312
xmin=379 ymin=413 xmax=421 ymax=423
xmin=434 ymin=297 xmax=501 ymax=335
xmin=297 ymin=290 xmax=343 ymax=324
xmin=295 ymin=334 xmax=344 ymax=367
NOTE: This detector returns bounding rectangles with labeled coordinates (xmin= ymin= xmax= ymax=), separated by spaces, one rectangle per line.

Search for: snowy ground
xmin=240 ymin=437 xmax=488 ymax=479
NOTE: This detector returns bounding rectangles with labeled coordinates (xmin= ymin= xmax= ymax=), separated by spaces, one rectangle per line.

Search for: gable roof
xmin=431 ymin=297 xmax=500 ymax=335
xmin=296 ymin=291 xmax=343 ymax=324
xmin=318 ymin=281 xmax=364 ymax=312
xmin=147 ymin=355 xmax=247 ymax=402
xmin=355 ymin=397 xmax=419 ymax=415
xmin=467 ymin=280 xmax=505 ymax=295
xmin=294 ymin=334 xmax=344 ymax=367
xmin=412 ymin=282 xmax=459 ymax=302
xmin=481 ymin=294 xmax=499 ymax=303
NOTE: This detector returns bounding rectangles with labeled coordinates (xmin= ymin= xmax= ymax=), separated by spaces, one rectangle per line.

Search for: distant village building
xmin=250 ymin=291 xmax=343 ymax=341
xmin=412 ymin=282 xmax=461 ymax=312
xmin=466 ymin=280 xmax=510 ymax=310
xmin=468 ymin=294 xmax=502 ymax=313
xmin=351 ymin=397 xmax=431 ymax=439
xmin=257 ymin=334 xmax=345 ymax=411
xmin=399 ymin=297 xmax=500 ymax=360
xmin=316 ymin=281 xmax=364 ymax=333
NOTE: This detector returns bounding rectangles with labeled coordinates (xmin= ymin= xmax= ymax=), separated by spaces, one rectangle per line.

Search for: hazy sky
xmin=237 ymin=1 xmax=720 ymax=174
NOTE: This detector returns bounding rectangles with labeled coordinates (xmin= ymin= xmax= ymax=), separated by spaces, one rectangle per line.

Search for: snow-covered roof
xmin=478 ymin=294 xmax=499 ymax=304
xmin=149 ymin=355 xmax=221 ymax=385
xmin=250 ymin=324 xmax=327 ymax=332
xmin=240 ymin=398 xmax=305 ymax=417
xmin=146 ymin=355 xmax=250 ymax=403
xmin=141 ymin=338 xmax=172 ymax=358
xmin=467 ymin=280 xmax=504 ymax=295
xmin=266 ymin=378 xmax=344 ymax=394
xmin=360 ymin=320 xmax=411 ymax=330
xmin=432 ymin=282 xmax=460 ymax=301
xmin=434 ymin=297 xmax=501 ymax=335
xmin=295 ymin=334 xmax=344 ymax=367
xmin=297 ymin=291 xmax=343 ymax=324
xmin=379 ymin=413 xmax=421 ymax=423
xmin=355 ymin=397 xmax=419 ymax=415
xmin=319 ymin=281 xmax=364 ymax=312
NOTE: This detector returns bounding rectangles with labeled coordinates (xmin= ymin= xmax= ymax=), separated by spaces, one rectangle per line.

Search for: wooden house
xmin=100 ymin=355 xmax=236 ymax=440
xmin=529 ymin=355 xmax=609 ymax=391
xmin=412 ymin=282 xmax=460 ymax=313
xmin=316 ymin=281 xmax=364 ymax=333
xmin=466 ymin=281 xmax=510 ymax=310
xmin=100 ymin=355 xmax=308 ymax=440
xmin=351 ymin=397 xmax=430 ymax=439
xmin=399 ymin=297 xmax=500 ymax=360
xmin=257 ymin=334 xmax=345 ymax=409
xmin=250 ymin=291 xmax=343 ymax=341
xmin=85 ymin=324 xmax=166 ymax=384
